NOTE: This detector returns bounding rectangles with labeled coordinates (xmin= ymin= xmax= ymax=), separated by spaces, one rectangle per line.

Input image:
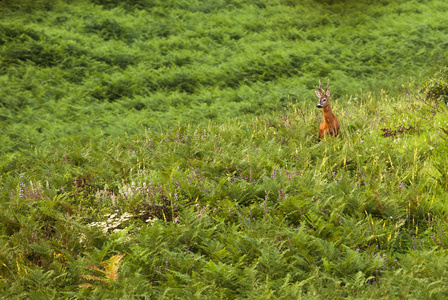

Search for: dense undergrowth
xmin=2 ymin=85 xmax=448 ymax=298
xmin=2 ymin=0 xmax=448 ymax=298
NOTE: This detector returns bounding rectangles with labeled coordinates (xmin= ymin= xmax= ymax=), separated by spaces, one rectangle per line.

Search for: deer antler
xmin=316 ymin=80 xmax=322 ymax=93
xmin=316 ymin=79 xmax=330 ymax=94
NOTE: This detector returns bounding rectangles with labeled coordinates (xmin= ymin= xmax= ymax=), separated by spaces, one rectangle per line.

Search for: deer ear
xmin=314 ymin=90 xmax=321 ymax=97
xmin=325 ymin=89 xmax=330 ymax=98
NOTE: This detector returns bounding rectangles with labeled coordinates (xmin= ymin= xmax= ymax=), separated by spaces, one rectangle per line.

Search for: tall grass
xmin=2 ymin=83 xmax=448 ymax=297
xmin=2 ymin=0 xmax=448 ymax=298
xmin=1 ymin=0 xmax=448 ymax=157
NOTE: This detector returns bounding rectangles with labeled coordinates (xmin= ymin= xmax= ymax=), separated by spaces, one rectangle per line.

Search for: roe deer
xmin=315 ymin=80 xmax=340 ymax=139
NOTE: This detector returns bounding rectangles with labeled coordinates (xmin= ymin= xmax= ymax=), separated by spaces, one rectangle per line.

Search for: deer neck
xmin=322 ymin=104 xmax=334 ymax=119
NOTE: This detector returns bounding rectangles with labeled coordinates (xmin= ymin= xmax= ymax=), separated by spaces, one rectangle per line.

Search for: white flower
xmin=79 ymin=233 xmax=86 ymax=243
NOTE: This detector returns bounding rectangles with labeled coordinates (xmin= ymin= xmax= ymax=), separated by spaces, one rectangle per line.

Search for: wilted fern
xmin=79 ymin=253 xmax=125 ymax=288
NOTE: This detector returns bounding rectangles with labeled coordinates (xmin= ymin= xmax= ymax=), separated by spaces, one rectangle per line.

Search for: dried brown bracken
xmin=381 ymin=125 xmax=413 ymax=138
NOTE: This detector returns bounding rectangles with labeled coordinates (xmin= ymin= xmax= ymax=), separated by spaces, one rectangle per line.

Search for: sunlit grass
xmin=2 ymin=82 xmax=448 ymax=297
xmin=1 ymin=0 xmax=448 ymax=156
xmin=2 ymin=0 xmax=448 ymax=298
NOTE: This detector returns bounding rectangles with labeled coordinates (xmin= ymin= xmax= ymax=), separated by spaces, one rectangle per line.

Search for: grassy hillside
xmin=2 ymin=85 xmax=448 ymax=298
xmin=2 ymin=0 xmax=448 ymax=298
xmin=1 ymin=0 xmax=448 ymax=156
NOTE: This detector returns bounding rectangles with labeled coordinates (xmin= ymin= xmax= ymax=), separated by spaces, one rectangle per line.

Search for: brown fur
xmin=315 ymin=80 xmax=340 ymax=139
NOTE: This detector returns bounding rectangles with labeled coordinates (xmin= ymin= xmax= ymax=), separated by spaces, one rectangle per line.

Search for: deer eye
xmin=322 ymin=99 xmax=326 ymax=102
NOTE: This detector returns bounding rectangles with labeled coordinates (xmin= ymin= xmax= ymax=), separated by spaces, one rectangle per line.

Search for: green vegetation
xmin=421 ymin=66 xmax=448 ymax=103
xmin=1 ymin=0 xmax=448 ymax=298
xmin=1 ymin=0 xmax=448 ymax=155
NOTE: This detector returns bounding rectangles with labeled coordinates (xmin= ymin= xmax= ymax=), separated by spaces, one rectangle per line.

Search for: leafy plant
xmin=79 ymin=253 xmax=125 ymax=288
xmin=421 ymin=66 xmax=448 ymax=103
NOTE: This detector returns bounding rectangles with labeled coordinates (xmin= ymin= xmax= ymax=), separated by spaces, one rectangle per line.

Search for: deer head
xmin=315 ymin=80 xmax=331 ymax=109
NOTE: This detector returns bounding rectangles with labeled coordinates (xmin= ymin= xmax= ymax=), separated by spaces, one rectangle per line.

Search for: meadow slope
xmin=1 ymin=0 xmax=448 ymax=156
xmin=2 ymin=86 xmax=448 ymax=298
xmin=1 ymin=0 xmax=448 ymax=298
